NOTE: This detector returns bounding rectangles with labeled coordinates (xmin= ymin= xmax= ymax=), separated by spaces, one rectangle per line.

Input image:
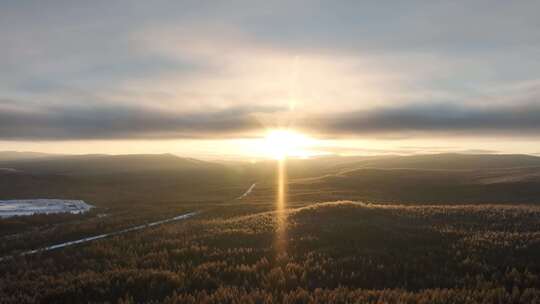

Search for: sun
xmin=263 ymin=129 xmax=313 ymax=160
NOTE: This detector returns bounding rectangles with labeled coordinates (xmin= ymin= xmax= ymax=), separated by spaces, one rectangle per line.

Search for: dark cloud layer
xmin=0 ymin=100 xmax=283 ymax=140
xmin=1 ymin=99 xmax=540 ymax=140
xmin=317 ymin=103 xmax=540 ymax=137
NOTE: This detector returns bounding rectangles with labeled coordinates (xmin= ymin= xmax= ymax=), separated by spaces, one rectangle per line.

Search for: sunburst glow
xmin=263 ymin=129 xmax=314 ymax=160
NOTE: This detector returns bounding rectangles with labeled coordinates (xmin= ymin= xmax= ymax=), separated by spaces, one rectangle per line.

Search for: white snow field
xmin=0 ymin=199 xmax=93 ymax=218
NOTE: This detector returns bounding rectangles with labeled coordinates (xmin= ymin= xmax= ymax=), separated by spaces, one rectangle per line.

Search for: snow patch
xmin=0 ymin=199 xmax=93 ymax=218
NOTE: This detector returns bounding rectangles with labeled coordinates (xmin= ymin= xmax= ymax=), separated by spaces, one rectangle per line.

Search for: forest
xmin=2 ymin=153 xmax=540 ymax=303
xmin=2 ymin=201 xmax=540 ymax=303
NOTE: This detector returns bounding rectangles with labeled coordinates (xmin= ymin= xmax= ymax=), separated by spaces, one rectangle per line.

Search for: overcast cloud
xmin=1 ymin=0 xmax=539 ymax=142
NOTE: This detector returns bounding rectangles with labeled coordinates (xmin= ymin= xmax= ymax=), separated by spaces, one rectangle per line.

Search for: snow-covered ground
xmin=0 ymin=199 xmax=93 ymax=218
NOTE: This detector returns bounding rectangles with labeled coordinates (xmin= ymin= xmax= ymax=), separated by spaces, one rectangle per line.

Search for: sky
xmin=1 ymin=1 xmax=540 ymax=159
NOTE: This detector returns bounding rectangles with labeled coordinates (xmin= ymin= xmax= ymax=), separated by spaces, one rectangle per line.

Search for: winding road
xmin=1 ymin=183 xmax=258 ymax=261
xmin=0 ymin=212 xmax=197 ymax=261
xmin=237 ymin=183 xmax=257 ymax=199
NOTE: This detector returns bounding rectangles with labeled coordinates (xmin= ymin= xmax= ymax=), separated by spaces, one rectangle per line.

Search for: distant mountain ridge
xmin=3 ymin=151 xmax=540 ymax=176
xmin=0 ymin=151 xmax=60 ymax=162
xmin=345 ymin=153 xmax=540 ymax=170
xmin=2 ymin=152 xmax=540 ymax=204
xmin=0 ymin=152 xmax=221 ymax=175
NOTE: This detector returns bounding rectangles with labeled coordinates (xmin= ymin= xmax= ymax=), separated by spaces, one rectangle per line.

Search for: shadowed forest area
xmin=2 ymin=202 xmax=540 ymax=303
xmin=2 ymin=153 xmax=540 ymax=303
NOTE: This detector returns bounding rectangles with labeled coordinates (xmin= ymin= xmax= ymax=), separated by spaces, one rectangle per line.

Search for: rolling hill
xmin=2 ymin=152 xmax=540 ymax=205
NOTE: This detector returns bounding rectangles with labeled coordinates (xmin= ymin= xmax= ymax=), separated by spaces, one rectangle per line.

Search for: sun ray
xmin=275 ymin=157 xmax=288 ymax=255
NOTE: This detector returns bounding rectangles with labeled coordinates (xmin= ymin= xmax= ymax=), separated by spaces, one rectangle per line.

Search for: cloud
xmin=314 ymin=102 xmax=540 ymax=138
xmin=2 ymin=96 xmax=540 ymax=140
xmin=0 ymin=99 xmax=285 ymax=140
xmin=1 ymin=1 xmax=540 ymax=144
xmin=2 ymin=1 xmax=539 ymax=98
